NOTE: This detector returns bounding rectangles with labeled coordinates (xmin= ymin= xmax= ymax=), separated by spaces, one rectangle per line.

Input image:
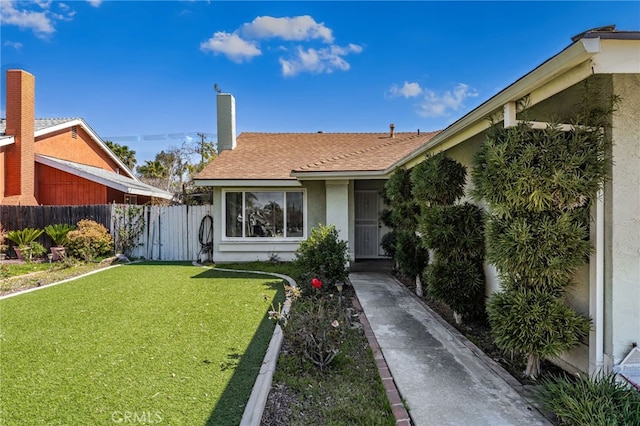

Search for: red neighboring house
xmin=0 ymin=69 xmax=172 ymax=206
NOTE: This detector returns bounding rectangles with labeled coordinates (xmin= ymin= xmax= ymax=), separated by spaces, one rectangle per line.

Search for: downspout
xmin=589 ymin=188 xmax=605 ymax=374
xmin=595 ymin=189 xmax=604 ymax=371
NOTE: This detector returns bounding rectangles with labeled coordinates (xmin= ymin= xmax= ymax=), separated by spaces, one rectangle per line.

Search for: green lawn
xmin=0 ymin=262 xmax=284 ymax=425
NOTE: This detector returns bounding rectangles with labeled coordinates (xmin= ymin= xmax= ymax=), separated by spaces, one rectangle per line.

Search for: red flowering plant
xmin=311 ymin=277 xmax=323 ymax=290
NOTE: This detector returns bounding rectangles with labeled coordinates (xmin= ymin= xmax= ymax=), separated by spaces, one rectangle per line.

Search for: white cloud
xmin=4 ymin=40 xmax=24 ymax=50
xmin=279 ymin=43 xmax=362 ymax=77
xmin=87 ymin=0 xmax=103 ymax=7
xmin=0 ymin=0 xmax=55 ymax=36
xmin=241 ymin=15 xmax=333 ymax=43
xmin=415 ymin=83 xmax=479 ymax=117
xmin=201 ymin=15 xmax=362 ymax=76
xmin=388 ymin=81 xmax=423 ymax=98
xmin=200 ymin=31 xmax=261 ymax=63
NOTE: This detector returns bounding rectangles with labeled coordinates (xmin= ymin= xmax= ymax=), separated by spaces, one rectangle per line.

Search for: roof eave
xmin=399 ymin=37 xmax=602 ymax=167
xmin=34 ymin=118 xmax=138 ymax=180
xmin=35 ymin=155 xmax=173 ymax=200
xmin=291 ymin=169 xmax=389 ymax=180
xmin=194 ymin=178 xmax=302 ymax=187
xmin=0 ymin=136 xmax=15 ymax=147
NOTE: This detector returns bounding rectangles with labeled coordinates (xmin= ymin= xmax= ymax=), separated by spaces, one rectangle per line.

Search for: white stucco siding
xmin=305 ymin=180 xmax=326 ymax=233
xmin=607 ymin=74 xmax=640 ymax=365
xmin=325 ymin=180 xmax=352 ymax=259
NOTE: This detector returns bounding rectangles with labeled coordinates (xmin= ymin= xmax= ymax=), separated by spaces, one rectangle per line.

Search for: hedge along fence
xmin=0 ymin=204 xmax=111 ymax=254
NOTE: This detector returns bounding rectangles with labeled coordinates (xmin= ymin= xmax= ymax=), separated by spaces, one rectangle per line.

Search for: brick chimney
xmin=2 ymin=70 xmax=38 ymax=205
xmin=216 ymin=93 xmax=236 ymax=153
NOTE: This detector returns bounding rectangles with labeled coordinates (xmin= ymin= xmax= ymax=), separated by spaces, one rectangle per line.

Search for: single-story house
xmin=0 ymin=69 xmax=173 ymax=206
xmin=195 ymin=26 xmax=639 ymax=375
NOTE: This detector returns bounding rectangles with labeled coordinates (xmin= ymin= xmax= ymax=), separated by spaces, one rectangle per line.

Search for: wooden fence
xmin=1 ymin=204 xmax=214 ymax=261
xmin=111 ymin=204 xmax=214 ymax=261
xmin=0 ymin=204 xmax=112 ymax=252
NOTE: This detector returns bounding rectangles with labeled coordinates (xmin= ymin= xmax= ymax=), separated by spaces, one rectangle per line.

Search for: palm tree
xmin=137 ymin=160 xmax=168 ymax=179
xmin=105 ymin=140 xmax=137 ymax=170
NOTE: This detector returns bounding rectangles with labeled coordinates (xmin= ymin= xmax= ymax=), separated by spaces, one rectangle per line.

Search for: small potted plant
xmin=45 ymin=224 xmax=75 ymax=260
xmin=6 ymin=227 xmax=44 ymax=261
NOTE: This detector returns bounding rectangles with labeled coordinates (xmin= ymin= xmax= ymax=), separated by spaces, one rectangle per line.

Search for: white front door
xmin=355 ymin=190 xmax=385 ymax=258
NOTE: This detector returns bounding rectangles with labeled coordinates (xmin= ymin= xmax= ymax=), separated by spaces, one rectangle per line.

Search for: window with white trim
xmin=225 ymin=191 xmax=304 ymax=239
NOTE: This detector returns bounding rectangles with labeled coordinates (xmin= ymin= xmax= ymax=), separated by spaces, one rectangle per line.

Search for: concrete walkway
xmin=350 ymin=271 xmax=551 ymax=426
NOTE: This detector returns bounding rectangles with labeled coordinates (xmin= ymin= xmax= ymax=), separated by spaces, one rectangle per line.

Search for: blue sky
xmin=1 ymin=1 xmax=639 ymax=165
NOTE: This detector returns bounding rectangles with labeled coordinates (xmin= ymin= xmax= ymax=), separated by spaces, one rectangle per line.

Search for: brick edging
xmin=352 ymin=296 xmax=412 ymax=426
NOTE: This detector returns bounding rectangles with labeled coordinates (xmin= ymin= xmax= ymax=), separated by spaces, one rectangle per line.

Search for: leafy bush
xmin=380 ymin=230 xmax=397 ymax=259
xmin=66 ymin=220 xmax=113 ymax=261
xmin=487 ymin=288 xmax=591 ymax=378
xmin=412 ymin=154 xmax=486 ymax=322
xmin=536 ymin=372 xmax=640 ymax=425
xmin=425 ymin=258 xmax=485 ymax=321
xmin=295 ymin=224 xmax=349 ymax=289
xmin=411 ymin=152 xmax=467 ymax=207
xmin=394 ymin=229 xmax=428 ymax=280
xmin=472 ymin=92 xmax=615 ymax=377
xmin=419 ymin=203 xmax=485 ymax=261
xmin=29 ymin=242 xmax=47 ymax=260
xmin=44 ymin=224 xmax=75 ymax=247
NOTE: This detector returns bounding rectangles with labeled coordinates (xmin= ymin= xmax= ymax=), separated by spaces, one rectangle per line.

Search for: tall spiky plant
xmin=472 ymin=89 xmax=616 ymax=378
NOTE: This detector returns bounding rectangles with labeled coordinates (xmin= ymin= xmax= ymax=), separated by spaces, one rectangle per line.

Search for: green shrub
xmin=419 ymin=203 xmax=485 ymax=262
xmin=295 ymin=224 xmax=349 ymax=290
xmin=380 ymin=230 xmax=397 ymax=259
xmin=487 ymin=288 xmax=591 ymax=378
xmin=29 ymin=241 xmax=47 ymax=260
xmin=6 ymin=227 xmax=44 ymax=247
xmin=44 ymin=224 xmax=75 ymax=247
xmin=411 ymin=152 xmax=467 ymax=207
xmin=536 ymin=372 xmax=640 ymax=425
xmin=425 ymin=258 xmax=485 ymax=321
xmin=472 ymin=92 xmax=615 ymax=378
xmin=66 ymin=220 xmax=113 ymax=261
xmin=394 ymin=229 xmax=428 ymax=280
xmin=412 ymin=154 xmax=486 ymax=322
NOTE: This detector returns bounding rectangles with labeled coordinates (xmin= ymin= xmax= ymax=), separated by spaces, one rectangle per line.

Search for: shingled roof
xmin=196 ymin=130 xmax=439 ymax=181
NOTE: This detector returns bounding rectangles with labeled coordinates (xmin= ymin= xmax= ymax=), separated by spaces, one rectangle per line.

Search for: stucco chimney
xmin=390 ymin=123 xmax=395 ymax=138
xmin=2 ymin=70 xmax=38 ymax=205
xmin=216 ymin=93 xmax=236 ymax=153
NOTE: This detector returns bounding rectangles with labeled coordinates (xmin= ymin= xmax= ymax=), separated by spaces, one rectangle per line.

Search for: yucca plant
xmin=45 ymin=224 xmax=76 ymax=247
xmin=6 ymin=227 xmax=44 ymax=247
